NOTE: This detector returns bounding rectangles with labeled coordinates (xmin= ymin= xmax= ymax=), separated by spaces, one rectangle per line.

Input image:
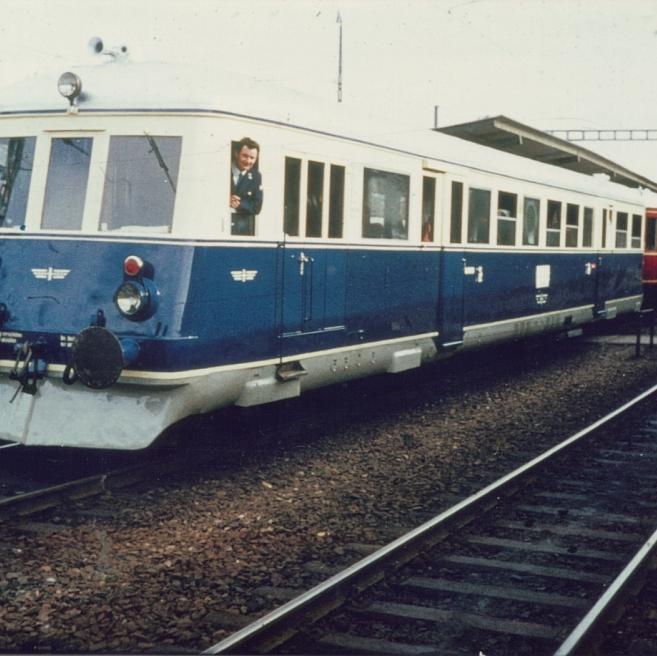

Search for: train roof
xmin=0 ymin=56 xmax=650 ymax=205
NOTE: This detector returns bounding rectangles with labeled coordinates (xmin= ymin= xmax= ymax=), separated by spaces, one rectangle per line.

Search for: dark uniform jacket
xmin=231 ymin=168 xmax=263 ymax=235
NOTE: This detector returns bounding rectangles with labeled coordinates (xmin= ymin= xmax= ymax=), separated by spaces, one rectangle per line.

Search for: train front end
xmin=0 ymin=58 xmax=262 ymax=449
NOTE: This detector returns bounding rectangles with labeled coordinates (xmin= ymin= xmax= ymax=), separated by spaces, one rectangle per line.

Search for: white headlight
xmin=115 ymin=282 xmax=146 ymax=317
xmin=57 ymin=72 xmax=82 ymax=104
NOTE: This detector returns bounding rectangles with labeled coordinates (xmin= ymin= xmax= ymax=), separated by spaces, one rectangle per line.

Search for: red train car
xmin=643 ymin=208 xmax=657 ymax=309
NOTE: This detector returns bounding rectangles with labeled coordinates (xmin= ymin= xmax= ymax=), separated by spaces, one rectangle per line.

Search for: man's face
xmin=236 ymin=146 xmax=258 ymax=172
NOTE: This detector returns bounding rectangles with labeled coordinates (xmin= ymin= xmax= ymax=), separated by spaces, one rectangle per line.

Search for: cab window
xmin=0 ymin=136 xmax=36 ymax=229
xmin=42 ymin=137 xmax=93 ymax=230
xmin=99 ymin=135 xmax=181 ymax=233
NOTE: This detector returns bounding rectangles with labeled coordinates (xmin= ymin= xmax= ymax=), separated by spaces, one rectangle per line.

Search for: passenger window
xmin=328 ymin=165 xmax=345 ymax=238
xmin=497 ymin=191 xmax=517 ymax=246
xmin=583 ymin=207 xmax=593 ymax=247
xmin=42 ymin=137 xmax=93 ymax=230
xmin=602 ymin=209 xmax=609 ymax=248
xmin=467 ymin=188 xmax=490 ymax=244
xmin=450 ymin=181 xmax=463 ymax=243
xmin=546 ymin=200 xmax=562 ymax=247
xmin=631 ymin=214 xmax=642 ymax=248
xmin=362 ymin=168 xmax=409 ymax=239
xmin=422 ymin=176 xmax=436 ymax=242
xmin=283 ymin=157 xmax=301 ymax=236
xmin=0 ymin=136 xmax=36 ymax=229
xmin=615 ymin=212 xmax=628 ymax=248
xmin=306 ymin=161 xmax=324 ymax=238
xmin=522 ymin=197 xmax=540 ymax=246
xmin=100 ymin=136 xmax=181 ymax=233
xmin=566 ymin=203 xmax=579 ymax=247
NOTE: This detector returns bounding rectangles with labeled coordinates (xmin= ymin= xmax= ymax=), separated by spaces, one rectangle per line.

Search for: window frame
xmin=546 ymin=199 xmax=562 ymax=248
xmin=99 ymin=134 xmax=182 ymax=234
xmin=466 ymin=186 xmax=492 ymax=245
xmin=361 ymin=166 xmax=411 ymax=241
xmin=496 ymin=190 xmax=518 ymax=247
xmin=615 ymin=211 xmax=628 ymax=248
xmin=522 ymin=196 xmax=541 ymax=247
xmin=565 ymin=203 xmax=579 ymax=248
xmin=582 ymin=207 xmax=594 ymax=248
xmin=631 ymin=213 xmax=642 ymax=249
xmin=41 ymin=136 xmax=95 ymax=231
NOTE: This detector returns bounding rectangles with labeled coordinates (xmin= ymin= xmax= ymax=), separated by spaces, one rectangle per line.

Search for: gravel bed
xmin=1 ymin=337 xmax=657 ymax=653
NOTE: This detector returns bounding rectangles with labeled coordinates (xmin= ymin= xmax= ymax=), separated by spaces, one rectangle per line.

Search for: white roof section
xmin=0 ymin=57 xmax=649 ymax=206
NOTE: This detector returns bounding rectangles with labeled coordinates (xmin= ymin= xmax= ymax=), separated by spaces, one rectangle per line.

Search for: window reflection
xmin=100 ymin=135 xmax=181 ymax=232
xmin=42 ymin=137 xmax=92 ymax=230
xmin=362 ymin=168 xmax=409 ymax=239
xmin=0 ymin=137 xmax=35 ymax=228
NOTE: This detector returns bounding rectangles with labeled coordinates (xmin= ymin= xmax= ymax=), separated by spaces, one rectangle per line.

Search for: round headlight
xmin=57 ymin=72 xmax=82 ymax=104
xmin=115 ymin=281 xmax=148 ymax=317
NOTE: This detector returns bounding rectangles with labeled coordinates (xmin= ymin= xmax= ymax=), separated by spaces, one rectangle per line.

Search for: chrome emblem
xmin=31 ymin=267 xmax=71 ymax=281
xmin=230 ymin=269 xmax=258 ymax=283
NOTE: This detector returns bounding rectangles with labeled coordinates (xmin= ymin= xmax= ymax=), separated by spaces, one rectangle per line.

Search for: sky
xmin=1 ymin=0 xmax=657 ymax=179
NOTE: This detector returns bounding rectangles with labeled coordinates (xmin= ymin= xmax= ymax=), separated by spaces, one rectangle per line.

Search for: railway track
xmin=205 ymin=383 xmax=657 ymax=656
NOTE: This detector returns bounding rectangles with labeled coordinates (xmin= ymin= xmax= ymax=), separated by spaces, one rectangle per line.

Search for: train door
xmin=278 ymin=157 xmax=347 ymax=358
xmin=581 ymin=206 xmax=611 ymax=317
xmin=594 ymin=206 xmax=614 ymax=317
xmin=437 ymin=178 xmax=467 ymax=347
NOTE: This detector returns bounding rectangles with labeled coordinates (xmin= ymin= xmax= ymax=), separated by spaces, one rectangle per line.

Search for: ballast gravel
xmin=1 ymin=335 xmax=657 ymax=653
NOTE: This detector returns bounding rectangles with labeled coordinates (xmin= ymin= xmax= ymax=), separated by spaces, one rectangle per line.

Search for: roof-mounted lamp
xmin=57 ymin=71 xmax=82 ymax=109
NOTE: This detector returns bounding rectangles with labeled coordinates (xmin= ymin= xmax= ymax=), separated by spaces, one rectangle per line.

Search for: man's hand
xmin=230 ymin=194 xmax=241 ymax=209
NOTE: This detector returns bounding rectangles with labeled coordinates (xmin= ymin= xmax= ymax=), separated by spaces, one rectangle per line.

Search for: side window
xmin=450 ymin=181 xmax=463 ymax=243
xmin=497 ymin=191 xmax=517 ymax=246
xmin=583 ymin=207 xmax=594 ymax=247
xmin=283 ymin=157 xmax=301 ymax=236
xmin=602 ymin=209 xmax=608 ymax=248
xmin=546 ymin=200 xmax=562 ymax=247
xmin=100 ymin=135 xmax=181 ymax=233
xmin=631 ymin=214 xmax=642 ymax=248
xmin=328 ymin=165 xmax=345 ymax=238
xmin=422 ymin=176 xmax=436 ymax=242
xmin=615 ymin=211 xmax=628 ymax=248
xmin=42 ymin=137 xmax=93 ymax=230
xmin=0 ymin=136 xmax=36 ymax=229
xmin=306 ymin=161 xmax=324 ymax=238
xmin=522 ymin=197 xmax=540 ymax=246
xmin=467 ymin=188 xmax=490 ymax=244
xmin=566 ymin=203 xmax=579 ymax=247
xmin=362 ymin=168 xmax=409 ymax=239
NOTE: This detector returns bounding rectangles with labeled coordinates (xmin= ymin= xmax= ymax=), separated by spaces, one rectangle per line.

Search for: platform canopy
xmin=436 ymin=115 xmax=657 ymax=193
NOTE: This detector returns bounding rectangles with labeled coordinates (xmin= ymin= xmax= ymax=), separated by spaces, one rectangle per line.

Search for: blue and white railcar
xmin=0 ymin=43 xmax=645 ymax=449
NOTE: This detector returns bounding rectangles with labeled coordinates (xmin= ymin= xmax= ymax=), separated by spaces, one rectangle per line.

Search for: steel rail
xmin=204 ymin=380 xmax=657 ymax=654
xmin=554 ymin=525 xmax=657 ymax=656
xmin=0 ymin=458 xmax=179 ymax=522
